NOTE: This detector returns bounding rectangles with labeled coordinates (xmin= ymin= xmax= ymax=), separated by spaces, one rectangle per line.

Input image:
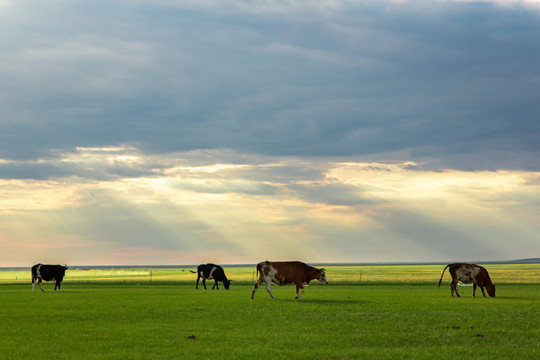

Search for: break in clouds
xmin=0 ymin=147 xmax=539 ymax=266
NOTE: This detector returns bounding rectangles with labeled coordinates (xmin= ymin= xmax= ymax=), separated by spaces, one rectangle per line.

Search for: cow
xmin=251 ymin=261 xmax=328 ymax=300
xmin=438 ymin=263 xmax=495 ymax=297
xmin=31 ymin=264 xmax=68 ymax=292
xmin=190 ymin=263 xmax=231 ymax=290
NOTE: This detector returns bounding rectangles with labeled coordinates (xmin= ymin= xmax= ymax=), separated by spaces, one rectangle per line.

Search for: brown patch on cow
xmin=438 ymin=263 xmax=495 ymax=298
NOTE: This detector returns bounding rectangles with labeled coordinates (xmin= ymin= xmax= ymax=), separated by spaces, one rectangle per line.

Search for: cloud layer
xmin=2 ymin=0 xmax=539 ymax=168
xmin=1 ymin=1 xmax=539 ymax=265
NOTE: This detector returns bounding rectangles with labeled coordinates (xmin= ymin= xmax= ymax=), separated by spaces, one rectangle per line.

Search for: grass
xmin=0 ymin=264 xmax=538 ymax=359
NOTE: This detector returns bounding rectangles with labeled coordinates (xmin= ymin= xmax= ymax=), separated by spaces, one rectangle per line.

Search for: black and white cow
xmin=31 ymin=264 xmax=68 ymax=292
xmin=190 ymin=263 xmax=231 ymax=290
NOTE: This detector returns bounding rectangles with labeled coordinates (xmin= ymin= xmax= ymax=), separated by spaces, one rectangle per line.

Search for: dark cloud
xmin=0 ymin=161 xmax=71 ymax=180
xmin=1 ymin=1 xmax=539 ymax=170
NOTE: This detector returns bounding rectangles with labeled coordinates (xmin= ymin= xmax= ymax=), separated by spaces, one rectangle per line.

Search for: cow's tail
xmin=190 ymin=270 xmax=197 ymax=274
xmin=438 ymin=264 xmax=450 ymax=287
xmin=31 ymin=264 xmax=40 ymax=283
xmin=254 ymin=262 xmax=265 ymax=283
xmin=31 ymin=264 xmax=39 ymax=291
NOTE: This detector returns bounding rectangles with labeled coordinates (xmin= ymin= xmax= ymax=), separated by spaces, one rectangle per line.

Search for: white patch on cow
xmin=456 ymin=268 xmax=471 ymax=283
xmin=209 ymin=266 xmax=217 ymax=280
xmin=201 ymin=266 xmax=217 ymax=280
xmin=36 ymin=264 xmax=42 ymax=279
xmin=456 ymin=266 xmax=479 ymax=284
xmin=266 ymin=265 xmax=280 ymax=285
xmin=319 ymin=270 xmax=328 ymax=284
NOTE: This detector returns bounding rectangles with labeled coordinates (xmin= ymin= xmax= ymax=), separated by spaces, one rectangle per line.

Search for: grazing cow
xmin=251 ymin=261 xmax=328 ymax=300
xmin=31 ymin=264 xmax=68 ymax=292
xmin=190 ymin=263 xmax=231 ymax=290
xmin=438 ymin=263 xmax=495 ymax=297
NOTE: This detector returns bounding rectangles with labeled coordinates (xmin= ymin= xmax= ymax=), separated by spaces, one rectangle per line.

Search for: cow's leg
xmin=295 ymin=285 xmax=305 ymax=299
xmin=202 ymin=278 xmax=207 ymax=290
xmin=38 ymin=278 xmax=44 ymax=292
xmin=451 ymin=280 xmax=460 ymax=297
xmin=251 ymin=278 xmax=263 ymax=299
xmin=195 ymin=275 xmax=200 ymax=289
xmin=472 ymin=283 xmax=477 ymax=297
xmin=480 ymin=286 xmax=486 ymax=297
xmin=212 ymin=281 xmax=219 ymax=290
xmin=32 ymin=277 xmax=36 ymax=292
xmin=55 ymin=281 xmax=61 ymax=291
xmin=265 ymin=283 xmax=276 ymax=300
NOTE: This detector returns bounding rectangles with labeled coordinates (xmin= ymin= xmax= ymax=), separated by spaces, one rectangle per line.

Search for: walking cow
xmin=190 ymin=263 xmax=231 ymax=290
xmin=438 ymin=263 xmax=496 ymax=297
xmin=251 ymin=261 xmax=328 ymax=300
xmin=31 ymin=264 xmax=68 ymax=292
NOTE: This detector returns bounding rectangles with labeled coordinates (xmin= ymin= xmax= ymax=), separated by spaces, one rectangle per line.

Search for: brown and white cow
xmin=438 ymin=263 xmax=495 ymax=297
xmin=251 ymin=261 xmax=328 ymax=300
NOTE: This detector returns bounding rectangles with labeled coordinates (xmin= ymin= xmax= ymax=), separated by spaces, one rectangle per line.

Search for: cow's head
xmin=60 ymin=265 xmax=68 ymax=277
xmin=318 ymin=268 xmax=328 ymax=285
xmin=486 ymin=284 xmax=495 ymax=297
xmin=223 ymin=279 xmax=231 ymax=290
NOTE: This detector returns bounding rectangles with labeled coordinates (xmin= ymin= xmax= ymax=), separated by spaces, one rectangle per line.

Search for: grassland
xmin=0 ymin=264 xmax=538 ymax=359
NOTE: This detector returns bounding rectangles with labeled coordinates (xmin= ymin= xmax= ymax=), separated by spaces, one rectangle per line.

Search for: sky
xmin=1 ymin=0 xmax=539 ymax=267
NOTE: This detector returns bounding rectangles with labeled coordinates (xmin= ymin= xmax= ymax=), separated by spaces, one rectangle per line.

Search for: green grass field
xmin=0 ymin=264 xmax=538 ymax=359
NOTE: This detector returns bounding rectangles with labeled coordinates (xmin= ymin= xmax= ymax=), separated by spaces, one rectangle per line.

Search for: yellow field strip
xmin=1 ymin=263 xmax=538 ymax=284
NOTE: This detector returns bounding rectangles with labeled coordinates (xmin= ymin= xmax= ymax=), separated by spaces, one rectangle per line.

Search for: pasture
xmin=0 ymin=264 xmax=538 ymax=359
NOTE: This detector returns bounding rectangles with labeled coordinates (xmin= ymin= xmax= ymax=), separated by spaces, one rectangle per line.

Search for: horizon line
xmin=2 ymin=258 xmax=539 ymax=270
